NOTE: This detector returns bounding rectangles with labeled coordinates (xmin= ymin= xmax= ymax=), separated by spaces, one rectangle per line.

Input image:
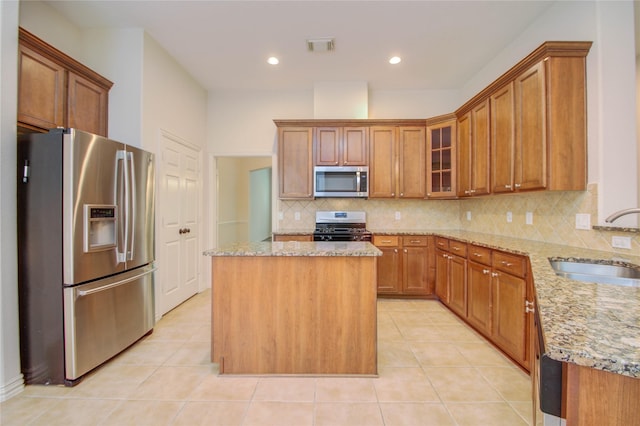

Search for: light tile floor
xmin=1 ymin=291 xmax=533 ymax=425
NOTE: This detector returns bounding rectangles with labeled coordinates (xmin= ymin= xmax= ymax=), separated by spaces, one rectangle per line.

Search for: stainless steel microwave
xmin=314 ymin=166 xmax=368 ymax=198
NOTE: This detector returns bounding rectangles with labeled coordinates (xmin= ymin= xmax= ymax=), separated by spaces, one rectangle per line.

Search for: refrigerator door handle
xmin=126 ymin=151 xmax=136 ymax=261
xmin=77 ymin=267 xmax=157 ymax=297
xmin=115 ymin=150 xmax=127 ymax=263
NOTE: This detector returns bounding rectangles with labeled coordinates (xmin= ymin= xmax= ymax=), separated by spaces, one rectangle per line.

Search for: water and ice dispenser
xmin=83 ymin=205 xmax=117 ymax=253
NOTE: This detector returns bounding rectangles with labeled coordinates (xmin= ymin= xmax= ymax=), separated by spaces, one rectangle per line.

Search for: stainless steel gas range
xmin=313 ymin=211 xmax=372 ymax=242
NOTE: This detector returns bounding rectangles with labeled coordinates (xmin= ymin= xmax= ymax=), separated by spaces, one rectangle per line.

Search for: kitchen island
xmin=204 ymin=241 xmax=381 ymax=375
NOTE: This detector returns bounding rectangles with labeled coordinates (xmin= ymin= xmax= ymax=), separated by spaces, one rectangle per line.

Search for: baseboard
xmin=0 ymin=373 xmax=24 ymax=402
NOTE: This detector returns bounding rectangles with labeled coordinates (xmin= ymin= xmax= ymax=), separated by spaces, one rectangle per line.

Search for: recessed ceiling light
xmin=267 ymin=57 xmax=279 ymax=65
xmin=389 ymin=56 xmax=402 ymax=65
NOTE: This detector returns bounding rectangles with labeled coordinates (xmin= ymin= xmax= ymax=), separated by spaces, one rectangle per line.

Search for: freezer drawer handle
xmin=77 ymin=268 xmax=157 ymax=297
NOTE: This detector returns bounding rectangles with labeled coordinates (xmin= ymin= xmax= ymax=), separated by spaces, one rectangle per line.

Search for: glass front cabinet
xmin=426 ymin=115 xmax=457 ymax=198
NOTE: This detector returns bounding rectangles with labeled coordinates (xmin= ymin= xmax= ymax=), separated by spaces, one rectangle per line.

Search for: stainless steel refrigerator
xmin=17 ymin=128 xmax=156 ymax=386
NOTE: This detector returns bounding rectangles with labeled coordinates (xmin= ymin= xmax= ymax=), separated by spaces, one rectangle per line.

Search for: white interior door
xmin=158 ymin=131 xmax=200 ymax=315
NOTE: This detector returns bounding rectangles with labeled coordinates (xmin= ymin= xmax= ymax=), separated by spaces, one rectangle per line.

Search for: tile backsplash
xmin=278 ymin=184 xmax=639 ymax=255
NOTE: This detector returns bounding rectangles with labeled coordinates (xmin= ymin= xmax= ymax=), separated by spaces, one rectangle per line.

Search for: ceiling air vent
xmin=307 ymin=38 xmax=335 ymax=52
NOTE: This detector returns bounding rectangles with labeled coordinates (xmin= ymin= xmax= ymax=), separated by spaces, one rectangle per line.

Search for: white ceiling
xmin=44 ymin=0 xmax=558 ymax=92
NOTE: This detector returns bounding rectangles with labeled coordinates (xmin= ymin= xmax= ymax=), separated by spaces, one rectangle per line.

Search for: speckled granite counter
xmin=370 ymin=229 xmax=640 ymax=378
xmin=204 ymin=241 xmax=382 ymax=257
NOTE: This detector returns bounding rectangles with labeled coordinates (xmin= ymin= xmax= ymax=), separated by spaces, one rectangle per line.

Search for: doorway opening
xmin=216 ymin=156 xmax=272 ymax=246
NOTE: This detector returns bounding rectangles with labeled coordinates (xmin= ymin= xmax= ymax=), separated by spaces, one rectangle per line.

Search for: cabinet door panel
xmin=435 ymin=249 xmax=449 ymax=303
xmin=467 ymin=261 xmax=492 ymax=336
xmin=402 ymin=246 xmax=429 ymax=294
xmin=457 ymin=113 xmax=471 ymax=197
xmin=68 ymin=72 xmax=109 ymax=137
xmin=398 ymin=127 xmax=426 ymax=198
xmin=315 ymin=127 xmax=340 ymax=166
xmin=515 ymin=62 xmax=547 ymax=191
xmin=491 ymin=83 xmax=516 ymax=193
xmin=448 ymin=255 xmax=467 ymax=317
xmin=18 ymin=45 xmax=65 ymax=130
xmin=377 ymin=247 xmax=401 ymax=294
xmin=426 ymin=119 xmax=456 ymax=198
xmin=343 ymin=127 xmax=368 ymax=166
xmin=471 ymin=100 xmax=490 ymax=195
xmin=492 ymin=271 xmax=527 ymax=364
xmin=278 ymin=127 xmax=313 ymax=199
xmin=369 ymin=126 xmax=396 ymax=198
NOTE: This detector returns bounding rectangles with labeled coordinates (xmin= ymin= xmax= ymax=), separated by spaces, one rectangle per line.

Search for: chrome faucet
xmin=605 ymin=207 xmax=640 ymax=223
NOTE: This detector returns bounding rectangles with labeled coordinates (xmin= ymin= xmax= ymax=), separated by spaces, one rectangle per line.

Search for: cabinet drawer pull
xmin=410 ymin=240 xmax=421 ymax=243
xmin=514 ymin=183 xmax=521 ymax=188
xmin=482 ymin=269 xmax=490 ymax=274
xmin=491 ymin=272 xmax=499 ymax=277
xmin=473 ymin=252 xmax=482 ymax=257
xmin=505 ymin=184 xmax=512 ymax=189
xmin=452 ymin=247 xmax=460 ymax=251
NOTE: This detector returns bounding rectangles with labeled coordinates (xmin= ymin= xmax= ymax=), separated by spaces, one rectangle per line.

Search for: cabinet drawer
xmin=435 ymin=237 xmax=449 ymax=250
xmin=448 ymin=240 xmax=467 ymax=256
xmin=373 ymin=235 xmax=399 ymax=247
xmin=273 ymin=234 xmax=312 ymax=242
xmin=493 ymin=251 xmax=527 ymax=277
xmin=402 ymin=236 xmax=428 ymax=247
xmin=468 ymin=245 xmax=492 ymax=266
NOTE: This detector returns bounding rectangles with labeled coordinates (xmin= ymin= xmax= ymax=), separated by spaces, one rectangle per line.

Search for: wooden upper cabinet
xmin=398 ymin=126 xmax=426 ymax=198
xmin=426 ymin=116 xmax=457 ymax=198
xmin=545 ymin=54 xmax=588 ymax=191
xmin=458 ymin=99 xmax=490 ymax=197
xmin=514 ymin=61 xmax=547 ymax=191
xmin=18 ymin=44 xmax=65 ymax=130
xmin=315 ymin=127 xmax=368 ymax=166
xmin=278 ymin=127 xmax=314 ymax=199
xmin=457 ymin=112 xmax=471 ymax=197
xmin=491 ymin=82 xmax=516 ymax=193
xmin=369 ymin=126 xmax=397 ymax=198
xmin=18 ymin=28 xmax=112 ymax=137
xmin=67 ymin=72 xmax=109 ymax=137
xmin=370 ymin=125 xmax=426 ymax=199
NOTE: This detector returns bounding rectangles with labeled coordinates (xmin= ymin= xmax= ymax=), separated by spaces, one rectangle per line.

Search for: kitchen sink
xmin=549 ymin=259 xmax=640 ymax=287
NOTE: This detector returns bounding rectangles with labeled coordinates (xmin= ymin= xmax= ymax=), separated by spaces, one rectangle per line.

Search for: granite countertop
xmin=203 ymin=241 xmax=382 ymax=257
xmin=370 ymin=228 xmax=640 ymax=378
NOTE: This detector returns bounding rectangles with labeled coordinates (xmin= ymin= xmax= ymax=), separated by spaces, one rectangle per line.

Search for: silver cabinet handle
xmin=491 ymin=272 xmax=499 ymax=277
xmin=514 ymin=183 xmax=521 ymax=188
xmin=505 ymin=184 xmax=512 ymax=189
xmin=482 ymin=269 xmax=490 ymax=274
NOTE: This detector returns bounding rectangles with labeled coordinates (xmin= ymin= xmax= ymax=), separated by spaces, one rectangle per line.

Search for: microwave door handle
xmin=127 ymin=151 xmax=136 ymax=261
xmin=115 ymin=150 xmax=127 ymax=263
xmin=356 ymin=171 xmax=361 ymax=192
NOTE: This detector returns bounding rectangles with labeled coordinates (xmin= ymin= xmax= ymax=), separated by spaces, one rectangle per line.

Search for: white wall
xmin=0 ymin=0 xmax=23 ymax=402
xmin=83 ymin=29 xmax=144 ymax=145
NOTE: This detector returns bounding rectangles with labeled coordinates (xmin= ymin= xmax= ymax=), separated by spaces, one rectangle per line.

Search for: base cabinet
xmin=374 ymin=235 xmax=433 ymax=296
xmin=435 ymin=238 xmax=467 ymax=317
xmin=436 ymin=238 xmax=533 ymax=371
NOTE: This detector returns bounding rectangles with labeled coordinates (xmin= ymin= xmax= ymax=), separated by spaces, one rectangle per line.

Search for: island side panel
xmin=211 ymin=256 xmax=377 ymax=375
